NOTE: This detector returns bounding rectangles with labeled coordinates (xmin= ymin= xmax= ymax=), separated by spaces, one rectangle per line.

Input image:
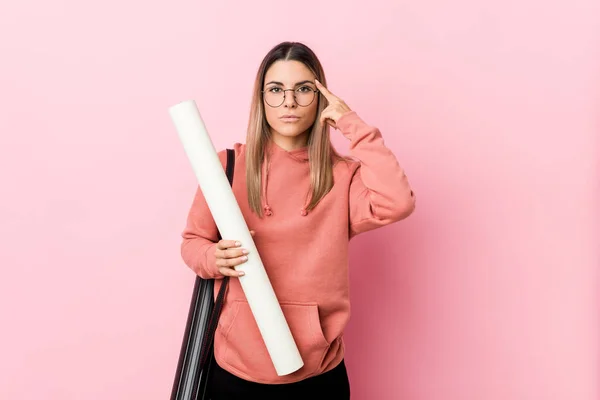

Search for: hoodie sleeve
xmin=337 ymin=111 xmax=416 ymax=238
xmin=180 ymin=149 xmax=228 ymax=280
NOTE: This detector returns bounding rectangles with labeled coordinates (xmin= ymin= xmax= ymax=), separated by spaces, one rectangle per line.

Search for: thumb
xmin=319 ymin=110 xmax=337 ymax=129
xmin=319 ymin=108 xmax=331 ymax=125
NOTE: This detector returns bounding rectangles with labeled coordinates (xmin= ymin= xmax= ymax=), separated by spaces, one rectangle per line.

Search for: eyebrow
xmin=265 ymin=80 xmax=315 ymax=87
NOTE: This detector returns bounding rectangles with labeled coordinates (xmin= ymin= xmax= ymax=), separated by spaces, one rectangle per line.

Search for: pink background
xmin=1 ymin=0 xmax=598 ymax=399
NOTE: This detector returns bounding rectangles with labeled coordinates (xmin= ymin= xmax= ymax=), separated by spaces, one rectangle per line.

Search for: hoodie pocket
xmin=219 ymin=300 xmax=330 ymax=382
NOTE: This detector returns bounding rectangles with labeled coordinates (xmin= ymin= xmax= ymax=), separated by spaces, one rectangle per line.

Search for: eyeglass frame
xmin=261 ymin=85 xmax=320 ymax=108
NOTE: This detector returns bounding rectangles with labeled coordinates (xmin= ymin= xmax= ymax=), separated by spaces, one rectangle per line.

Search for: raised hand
xmin=315 ymin=79 xmax=352 ymax=130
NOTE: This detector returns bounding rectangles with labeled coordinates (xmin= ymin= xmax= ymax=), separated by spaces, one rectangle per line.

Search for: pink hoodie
xmin=181 ymin=110 xmax=416 ymax=384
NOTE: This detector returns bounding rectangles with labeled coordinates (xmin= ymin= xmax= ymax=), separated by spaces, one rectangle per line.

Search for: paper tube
xmin=169 ymin=99 xmax=304 ymax=376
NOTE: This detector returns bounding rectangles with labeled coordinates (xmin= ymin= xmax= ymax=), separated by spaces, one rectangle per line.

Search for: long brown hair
xmin=245 ymin=41 xmax=345 ymax=218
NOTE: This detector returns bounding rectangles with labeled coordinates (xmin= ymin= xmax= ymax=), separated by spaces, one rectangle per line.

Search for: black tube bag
xmin=170 ymin=148 xmax=235 ymax=400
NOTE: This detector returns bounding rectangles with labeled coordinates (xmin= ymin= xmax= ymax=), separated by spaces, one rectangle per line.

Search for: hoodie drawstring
xmin=300 ymin=189 xmax=310 ymax=216
xmin=262 ymin=157 xmax=273 ymax=216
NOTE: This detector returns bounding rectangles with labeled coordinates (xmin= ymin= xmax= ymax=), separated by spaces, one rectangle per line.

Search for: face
xmin=262 ymin=60 xmax=319 ymax=143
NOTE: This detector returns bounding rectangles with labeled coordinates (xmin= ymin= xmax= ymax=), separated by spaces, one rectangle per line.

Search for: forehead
xmin=264 ymin=60 xmax=315 ymax=84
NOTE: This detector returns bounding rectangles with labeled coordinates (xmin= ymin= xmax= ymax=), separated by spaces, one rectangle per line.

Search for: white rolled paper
xmin=169 ymin=100 xmax=304 ymax=376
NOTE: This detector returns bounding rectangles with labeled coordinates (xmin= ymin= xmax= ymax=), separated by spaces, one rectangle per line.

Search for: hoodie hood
xmin=262 ymin=140 xmax=311 ymax=217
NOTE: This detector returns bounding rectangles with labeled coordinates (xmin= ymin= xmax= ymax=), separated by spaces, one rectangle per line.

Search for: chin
xmin=273 ymin=122 xmax=312 ymax=137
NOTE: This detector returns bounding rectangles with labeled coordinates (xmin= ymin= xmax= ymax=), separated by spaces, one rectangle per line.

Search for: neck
xmin=270 ymin=130 xmax=309 ymax=151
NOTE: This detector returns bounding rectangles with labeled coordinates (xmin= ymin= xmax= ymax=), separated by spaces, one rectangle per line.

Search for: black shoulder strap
xmin=225 ymin=148 xmax=235 ymax=186
xmin=215 ymin=149 xmax=236 ymax=242
xmin=198 ymin=148 xmax=235 ymax=372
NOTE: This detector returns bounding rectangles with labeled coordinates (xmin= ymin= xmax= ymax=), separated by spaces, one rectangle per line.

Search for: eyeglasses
xmin=262 ymin=85 xmax=319 ymax=108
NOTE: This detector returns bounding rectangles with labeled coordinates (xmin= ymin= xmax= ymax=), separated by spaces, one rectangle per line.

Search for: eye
xmin=297 ymin=86 xmax=313 ymax=93
xmin=267 ymin=87 xmax=282 ymax=93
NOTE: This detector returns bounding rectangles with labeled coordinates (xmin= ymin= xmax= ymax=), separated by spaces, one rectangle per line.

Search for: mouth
xmin=280 ymin=115 xmax=301 ymax=122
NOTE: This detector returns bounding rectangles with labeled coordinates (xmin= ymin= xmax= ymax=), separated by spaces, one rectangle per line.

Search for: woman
xmin=180 ymin=41 xmax=416 ymax=399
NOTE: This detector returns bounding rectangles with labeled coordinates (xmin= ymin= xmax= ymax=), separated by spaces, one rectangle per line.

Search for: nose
xmin=283 ymin=90 xmax=297 ymax=108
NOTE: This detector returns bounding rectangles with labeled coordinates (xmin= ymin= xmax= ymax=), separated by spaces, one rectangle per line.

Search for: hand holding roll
xmin=215 ymin=230 xmax=256 ymax=277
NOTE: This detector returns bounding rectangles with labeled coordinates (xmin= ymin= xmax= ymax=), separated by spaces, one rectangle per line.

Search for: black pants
xmin=207 ymin=359 xmax=351 ymax=400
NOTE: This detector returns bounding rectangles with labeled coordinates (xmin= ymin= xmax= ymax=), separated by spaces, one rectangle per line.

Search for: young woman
xmin=180 ymin=41 xmax=416 ymax=399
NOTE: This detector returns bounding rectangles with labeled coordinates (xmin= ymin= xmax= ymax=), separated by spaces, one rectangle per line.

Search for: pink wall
xmin=1 ymin=0 xmax=598 ymax=399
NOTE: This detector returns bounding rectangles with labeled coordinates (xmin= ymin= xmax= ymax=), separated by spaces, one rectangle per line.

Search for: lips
xmin=280 ymin=115 xmax=300 ymax=122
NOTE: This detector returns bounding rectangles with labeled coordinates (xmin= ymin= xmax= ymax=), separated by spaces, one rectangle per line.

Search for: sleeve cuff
xmin=336 ymin=110 xmax=371 ymax=140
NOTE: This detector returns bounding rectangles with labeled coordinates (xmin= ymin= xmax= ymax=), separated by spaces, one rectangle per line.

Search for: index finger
xmin=315 ymin=79 xmax=337 ymax=101
xmin=217 ymin=239 xmax=241 ymax=250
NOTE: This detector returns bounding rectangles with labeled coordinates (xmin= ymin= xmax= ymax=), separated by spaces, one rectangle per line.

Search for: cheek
xmin=303 ymin=104 xmax=318 ymax=127
xmin=306 ymin=103 xmax=318 ymax=122
xmin=264 ymin=102 xmax=278 ymax=126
